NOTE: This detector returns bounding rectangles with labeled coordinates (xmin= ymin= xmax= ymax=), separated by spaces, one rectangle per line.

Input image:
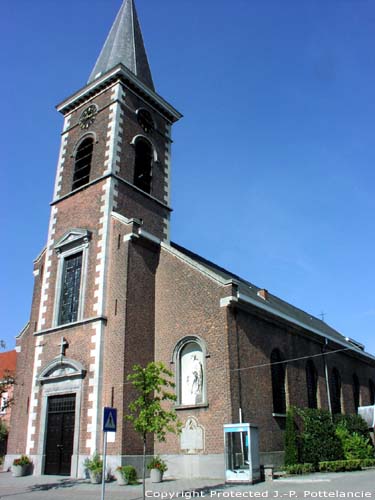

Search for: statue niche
xmin=180 ymin=342 xmax=204 ymax=406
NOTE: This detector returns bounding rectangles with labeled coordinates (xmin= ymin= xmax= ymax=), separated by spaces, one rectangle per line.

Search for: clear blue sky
xmin=1 ymin=0 xmax=375 ymax=355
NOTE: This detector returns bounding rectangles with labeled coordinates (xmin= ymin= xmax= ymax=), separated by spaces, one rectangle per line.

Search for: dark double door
xmin=45 ymin=395 xmax=76 ymax=475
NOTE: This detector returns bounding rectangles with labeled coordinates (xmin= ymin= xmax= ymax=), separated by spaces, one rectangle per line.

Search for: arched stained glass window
xmin=331 ymin=368 xmax=342 ymax=414
xmin=369 ymin=379 xmax=375 ymax=406
xmin=306 ymin=360 xmax=318 ymax=409
xmin=353 ymin=374 xmax=360 ymax=412
xmin=270 ymin=349 xmax=286 ymax=414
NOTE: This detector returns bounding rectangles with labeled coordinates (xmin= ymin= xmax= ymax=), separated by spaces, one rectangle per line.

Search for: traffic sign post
xmin=101 ymin=407 xmax=117 ymax=500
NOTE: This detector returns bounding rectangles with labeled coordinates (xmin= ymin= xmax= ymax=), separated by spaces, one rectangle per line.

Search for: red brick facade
xmin=5 ymin=0 xmax=375 ymax=480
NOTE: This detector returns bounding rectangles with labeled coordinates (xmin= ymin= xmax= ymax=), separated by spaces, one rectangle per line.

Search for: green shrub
xmin=84 ymin=452 xmax=103 ymax=473
xmin=336 ymin=426 xmax=374 ymax=460
xmin=334 ymin=414 xmax=372 ymax=441
xmin=117 ymin=465 xmax=137 ymax=484
xmin=0 ymin=421 xmax=8 ymax=442
xmin=147 ymin=456 xmax=167 ymax=473
xmin=284 ymin=407 xmax=299 ymax=466
xmin=296 ymin=408 xmax=344 ymax=466
xmin=13 ymin=455 xmax=32 ymax=466
xmin=286 ymin=463 xmax=316 ymax=475
xmin=318 ymin=460 xmax=361 ymax=472
xmin=359 ymin=458 xmax=375 ymax=468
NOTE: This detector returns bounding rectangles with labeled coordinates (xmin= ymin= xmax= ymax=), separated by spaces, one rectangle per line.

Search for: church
xmin=6 ymin=0 xmax=375 ymax=479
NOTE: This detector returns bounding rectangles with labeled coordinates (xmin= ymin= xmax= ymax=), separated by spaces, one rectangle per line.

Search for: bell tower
xmin=7 ymin=0 xmax=181 ymax=477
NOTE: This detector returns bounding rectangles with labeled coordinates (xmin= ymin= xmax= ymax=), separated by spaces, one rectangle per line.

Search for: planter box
xmin=114 ymin=469 xmax=129 ymax=485
xmin=150 ymin=468 xmax=163 ymax=483
xmin=88 ymin=470 xmax=102 ymax=484
xmin=12 ymin=465 xmax=29 ymax=477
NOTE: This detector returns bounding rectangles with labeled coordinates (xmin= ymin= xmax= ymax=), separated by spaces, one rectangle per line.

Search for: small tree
xmin=126 ymin=362 xmax=181 ymax=500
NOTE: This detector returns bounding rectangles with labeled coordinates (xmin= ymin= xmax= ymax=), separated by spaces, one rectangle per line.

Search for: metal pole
xmin=323 ymin=338 xmax=332 ymax=415
xmin=101 ymin=432 xmax=107 ymax=500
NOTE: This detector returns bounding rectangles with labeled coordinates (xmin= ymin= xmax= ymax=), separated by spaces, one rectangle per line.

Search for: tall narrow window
xmin=59 ymin=253 xmax=82 ymax=325
xmin=331 ymin=368 xmax=342 ymax=414
xmin=306 ymin=360 xmax=318 ymax=409
xmin=134 ymin=138 xmax=152 ymax=193
xmin=72 ymin=137 xmax=93 ymax=190
xmin=369 ymin=379 xmax=375 ymax=405
xmin=270 ymin=349 xmax=286 ymax=415
xmin=352 ymin=374 xmax=360 ymax=412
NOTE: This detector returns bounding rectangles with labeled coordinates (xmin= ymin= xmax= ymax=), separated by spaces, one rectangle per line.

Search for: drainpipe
xmin=323 ymin=338 xmax=332 ymax=415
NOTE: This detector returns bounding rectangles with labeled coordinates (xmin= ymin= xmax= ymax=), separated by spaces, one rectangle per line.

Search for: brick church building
xmin=6 ymin=0 xmax=375 ymax=479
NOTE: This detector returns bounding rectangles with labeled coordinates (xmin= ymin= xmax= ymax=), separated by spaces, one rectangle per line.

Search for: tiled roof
xmin=171 ymin=242 xmax=371 ymax=358
xmin=0 ymin=350 xmax=17 ymax=379
xmin=88 ymin=0 xmax=154 ymax=90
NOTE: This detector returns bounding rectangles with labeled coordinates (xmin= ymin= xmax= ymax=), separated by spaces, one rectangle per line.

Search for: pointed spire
xmin=88 ymin=0 xmax=154 ymax=90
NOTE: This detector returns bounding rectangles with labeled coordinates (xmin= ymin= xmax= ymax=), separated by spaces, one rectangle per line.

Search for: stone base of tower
xmin=4 ymin=452 xmax=226 ymax=480
xmin=161 ymin=454 xmax=225 ymax=480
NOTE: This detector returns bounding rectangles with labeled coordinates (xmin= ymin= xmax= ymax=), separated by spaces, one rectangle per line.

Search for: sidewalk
xmin=1 ymin=469 xmax=375 ymax=500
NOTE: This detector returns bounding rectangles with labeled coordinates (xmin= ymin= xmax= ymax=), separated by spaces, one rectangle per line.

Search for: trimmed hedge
xmin=296 ymin=408 xmax=344 ymax=465
xmin=318 ymin=460 xmax=361 ymax=472
xmin=359 ymin=458 xmax=375 ymax=468
xmin=286 ymin=463 xmax=316 ymax=475
xmin=287 ymin=458 xmax=375 ymax=475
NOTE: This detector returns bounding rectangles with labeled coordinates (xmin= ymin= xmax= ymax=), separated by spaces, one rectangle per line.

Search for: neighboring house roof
xmin=171 ymin=242 xmax=371 ymax=360
xmin=0 ymin=350 xmax=17 ymax=379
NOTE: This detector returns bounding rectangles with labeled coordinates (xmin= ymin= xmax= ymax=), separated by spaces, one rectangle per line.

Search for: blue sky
xmin=1 ymin=0 xmax=375 ymax=354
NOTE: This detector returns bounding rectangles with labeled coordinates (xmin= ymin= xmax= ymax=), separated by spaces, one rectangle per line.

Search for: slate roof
xmin=0 ymin=350 xmax=17 ymax=379
xmin=171 ymin=242 xmax=370 ymax=358
xmin=88 ymin=0 xmax=154 ymax=90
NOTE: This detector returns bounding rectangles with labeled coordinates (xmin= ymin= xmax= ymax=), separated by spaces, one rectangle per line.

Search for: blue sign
xmin=103 ymin=407 xmax=117 ymax=432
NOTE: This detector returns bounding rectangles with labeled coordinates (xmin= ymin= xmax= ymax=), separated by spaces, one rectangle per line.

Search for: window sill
xmin=272 ymin=413 xmax=287 ymax=418
xmin=175 ymin=403 xmax=209 ymax=411
xmin=34 ymin=316 xmax=107 ymax=336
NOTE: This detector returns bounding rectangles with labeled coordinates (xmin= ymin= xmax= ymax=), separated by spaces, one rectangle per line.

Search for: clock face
xmin=137 ymin=108 xmax=154 ymax=133
xmin=79 ymin=105 xmax=98 ymax=130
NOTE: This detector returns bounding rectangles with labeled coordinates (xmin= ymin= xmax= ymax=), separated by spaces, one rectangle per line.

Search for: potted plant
xmin=84 ymin=452 xmax=103 ymax=484
xmin=12 ymin=455 xmax=31 ymax=477
xmin=147 ymin=456 xmax=167 ymax=483
xmin=114 ymin=465 xmax=137 ymax=485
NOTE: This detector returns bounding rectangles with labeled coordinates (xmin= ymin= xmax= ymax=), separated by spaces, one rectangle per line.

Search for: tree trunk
xmin=143 ymin=435 xmax=147 ymax=500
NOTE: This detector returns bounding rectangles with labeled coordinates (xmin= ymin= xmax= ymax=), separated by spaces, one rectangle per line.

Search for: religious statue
xmin=185 ymin=353 xmax=203 ymax=404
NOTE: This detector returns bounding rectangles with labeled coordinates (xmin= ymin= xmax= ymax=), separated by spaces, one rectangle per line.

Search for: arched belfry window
xmin=72 ymin=137 xmax=94 ymax=190
xmin=331 ymin=368 xmax=342 ymax=414
xmin=369 ymin=379 xmax=375 ymax=405
xmin=270 ymin=349 xmax=287 ymax=415
xmin=306 ymin=359 xmax=318 ymax=409
xmin=353 ymin=374 xmax=360 ymax=412
xmin=173 ymin=337 xmax=207 ymax=407
xmin=134 ymin=137 xmax=152 ymax=194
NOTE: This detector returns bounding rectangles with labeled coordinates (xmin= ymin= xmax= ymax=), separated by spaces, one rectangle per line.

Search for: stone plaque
xmin=180 ymin=417 xmax=204 ymax=454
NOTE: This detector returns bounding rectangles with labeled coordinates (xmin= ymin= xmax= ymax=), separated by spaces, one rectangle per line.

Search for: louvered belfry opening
xmin=134 ymin=138 xmax=152 ymax=193
xmin=72 ymin=138 xmax=94 ymax=190
xmin=59 ymin=253 xmax=82 ymax=325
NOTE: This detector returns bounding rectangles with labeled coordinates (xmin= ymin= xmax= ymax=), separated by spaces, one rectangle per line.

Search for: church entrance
xmin=44 ymin=394 xmax=76 ymax=475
